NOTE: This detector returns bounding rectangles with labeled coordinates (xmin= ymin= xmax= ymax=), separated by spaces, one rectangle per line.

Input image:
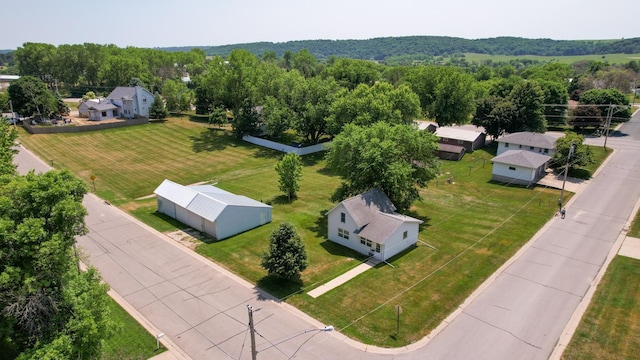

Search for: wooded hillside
xmin=160 ymin=36 xmax=640 ymax=60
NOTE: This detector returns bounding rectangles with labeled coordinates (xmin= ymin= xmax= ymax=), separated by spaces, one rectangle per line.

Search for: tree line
xmin=169 ymin=36 xmax=640 ymax=61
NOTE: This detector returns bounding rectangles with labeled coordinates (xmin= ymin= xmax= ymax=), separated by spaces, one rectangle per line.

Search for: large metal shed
xmin=154 ymin=179 xmax=272 ymax=240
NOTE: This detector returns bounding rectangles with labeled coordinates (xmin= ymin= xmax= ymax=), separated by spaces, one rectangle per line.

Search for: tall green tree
xmin=552 ymin=132 xmax=593 ymax=170
xmin=0 ymin=120 xmax=18 ymax=176
xmin=275 ymin=153 xmax=302 ymax=200
xmin=506 ymin=81 xmax=546 ymax=133
xmin=326 ymin=122 xmax=440 ymax=211
xmin=261 ymin=223 xmax=308 ymax=281
xmin=291 ymin=76 xmax=340 ymax=144
xmin=7 ymin=76 xmax=58 ymax=117
xmin=149 ymin=92 xmax=168 ymax=120
xmin=405 ymin=66 xmax=477 ymax=126
xmin=328 ymin=82 xmax=420 ymax=135
xmin=0 ymin=169 xmax=114 ymax=359
xmin=323 ymin=58 xmax=379 ymax=90
xmin=162 ymin=79 xmax=193 ymax=114
xmin=579 ymin=88 xmax=632 ymax=121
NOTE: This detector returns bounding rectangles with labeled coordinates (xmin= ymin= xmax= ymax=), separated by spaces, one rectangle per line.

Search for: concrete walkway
xmin=307 ymin=258 xmax=380 ymax=298
xmin=618 ymin=236 xmax=640 ymax=259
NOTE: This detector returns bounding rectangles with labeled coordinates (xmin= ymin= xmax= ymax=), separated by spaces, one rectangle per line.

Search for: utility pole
xmin=248 ymin=305 xmax=257 ymax=360
xmin=559 ymin=142 xmax=575 ymax=209
xmin=603 ymin=104 xmax=613 ymax=149
xmin=9 ymin=100 xmax=16 ymax=128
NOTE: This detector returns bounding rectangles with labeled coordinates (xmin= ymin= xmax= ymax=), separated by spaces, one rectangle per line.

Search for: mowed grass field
xmin=563 ymin=256 xmax=640 ymax=360
xmin=18 ymin=118 xmax=566 ymax=347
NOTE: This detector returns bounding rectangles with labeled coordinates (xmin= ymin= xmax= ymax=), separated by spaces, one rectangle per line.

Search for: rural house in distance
xmin=154 ymin=179 xmax=272 ymax=240
xmin=327 ymin=188 xmax=422 ymax=262
xmin=78 ymin=85 xmax=154 ymax=120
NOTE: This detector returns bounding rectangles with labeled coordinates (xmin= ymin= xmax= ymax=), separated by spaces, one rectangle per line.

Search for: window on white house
xmin=366 ymin=239 xmax=372 ymax=247
xmin=403 ymin=230 xmax=408 ymax=239
xmin=143 ymin=98 xmax=147 ymax=103
xmin=375 ymin=244 xmax=381 ymax=253
xmin=505 ymin=143 xmax=509 ymax=147
xmin=360 ymin=237 xmax=366 ymax=245
xmin=338 ymin=228 xmax=349 ymax=240
xmin=509 ymin=166 xmax=516 ymax=171
xmin=101 ymin=111 xmax=107 ymax=116
xmin=544 ymin=149 xmax=549 ymax=154
xmin=530 ymin=146 xmax=534 ymax=150
xmin=340 ymin=212 xmax=345 ymax=223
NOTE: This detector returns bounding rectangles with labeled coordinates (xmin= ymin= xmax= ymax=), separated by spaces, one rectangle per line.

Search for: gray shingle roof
xmin=107 ymin=86 xmax=136 ymax=100
xmin=497 ymin=132 xmax=556 ymax=149
xmin=340 ymin=189 xmax=422 ymax=244
xmin=491 ymin=150 xmax=551 ymax=168
xmin=87 ymin=102 xmax=118 ymax=111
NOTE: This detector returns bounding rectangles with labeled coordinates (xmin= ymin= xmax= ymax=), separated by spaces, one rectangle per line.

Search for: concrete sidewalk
xmin=618 ymin=236 xmax=640 ymax=259
xmin=307 ymin=258 xmax=380 ymax=298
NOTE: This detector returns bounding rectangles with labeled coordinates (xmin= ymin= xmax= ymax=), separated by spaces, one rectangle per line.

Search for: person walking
xmin=561 ymin=208 xmax=566 ymax=219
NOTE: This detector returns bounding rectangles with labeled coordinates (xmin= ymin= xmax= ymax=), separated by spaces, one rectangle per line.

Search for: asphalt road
xmin=13 ymin=109 xmax=640 ymax=359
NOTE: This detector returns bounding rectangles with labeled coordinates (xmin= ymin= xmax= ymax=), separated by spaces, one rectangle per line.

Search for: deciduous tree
xmin=261 ymin=223 xmax=308 ymax=281
xmin=275 ymin=153 xmax=302 ymax=200
xmin=7 ymin=76 xmax=58 ymax=117
xmin=552 ymin=132 xmax=593 ymax=169
xmin=325 ymin=122 xmax=440 ymax=211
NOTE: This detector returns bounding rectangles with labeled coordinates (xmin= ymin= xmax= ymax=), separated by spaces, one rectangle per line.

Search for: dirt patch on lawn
xmin=166 ymin=229 xmax=212 ymax=250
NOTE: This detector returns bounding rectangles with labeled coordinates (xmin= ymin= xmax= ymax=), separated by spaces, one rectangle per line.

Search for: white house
xmin=327 ymin=188 xmax=423 ymax=262
xmin=154 ymin=179 xmax=272 ymax=240
xmin=77 ymin=99 xmax=120 ymax=120
xmin=491 ymin=150 xmax=551 ymax=186
xmin=106 ymin=86 xmax=154 ymax=119
xmin=496 ymin=132 xmax=558 ymax=157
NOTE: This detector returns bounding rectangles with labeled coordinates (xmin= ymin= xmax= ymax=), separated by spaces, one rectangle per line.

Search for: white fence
xmin=242 ymin=135 xmax=331 ymax=155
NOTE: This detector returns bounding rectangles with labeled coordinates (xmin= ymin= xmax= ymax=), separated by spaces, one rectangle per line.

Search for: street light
xmin=247 ymin=304 xmax=333 ymax=359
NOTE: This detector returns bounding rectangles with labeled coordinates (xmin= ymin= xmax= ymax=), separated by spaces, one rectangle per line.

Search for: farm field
xmin=463 ymin=52 xmax=640 ymax=65
xmin=18 ymin=118 xmax=569 ymax=346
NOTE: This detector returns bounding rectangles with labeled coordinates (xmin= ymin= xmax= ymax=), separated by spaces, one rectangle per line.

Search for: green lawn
xmin=562 ymin=256 xmax=640 ymax=360
xmin=628 ymin=208 xmax=640 ymax=238
xmin=18 ymin=119 xmax=570 ymax=347
xmin=102 ymin=296 xmax=165 ymax=360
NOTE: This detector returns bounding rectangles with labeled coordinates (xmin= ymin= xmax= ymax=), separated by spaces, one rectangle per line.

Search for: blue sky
xmin=3 ymin=0 xmax=638 ymax=49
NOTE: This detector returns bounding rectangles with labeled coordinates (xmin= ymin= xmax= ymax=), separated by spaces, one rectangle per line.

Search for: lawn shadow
xmin=403 ymin=209 xmax=432 ymax=230
xmin=301 ymin=152 xmax=326 ymax=166
xmin=251 ymin=146 xmax=282 ymax=159
xmin=256 ymin=275 xmax=304 ymax=300
xmin=190 ymin=128 xmax=232 ymax=153
xmin=319 ymin=240 xmax=366 ymax=259
xmin=268 ymin=194 xmax=294 ymax=205
xmin=310 ymin=209 xmax=329 ymax=239
xmin=316 ymin=166 xmax=339 ymax=177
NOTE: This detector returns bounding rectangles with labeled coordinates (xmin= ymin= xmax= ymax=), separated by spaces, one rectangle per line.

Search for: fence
xmin=22 ymin=118 xmax=149 ymax=134
xmin=242 ymin=135 xmax=332 ymax=155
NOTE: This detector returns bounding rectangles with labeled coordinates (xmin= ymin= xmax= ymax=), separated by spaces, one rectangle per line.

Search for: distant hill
xmin=160 ymin=36 xmax=640 ymax=61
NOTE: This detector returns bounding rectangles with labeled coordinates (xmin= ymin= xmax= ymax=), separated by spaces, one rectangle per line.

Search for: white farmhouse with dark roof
xmin=327 ymin=188 xmax=422 ymax=262
xmin=496 ymin=132 xmax=558 ymax=157
xmin=106 ymin=86 xmax=154 ymax=119
xmin=154 ymin=179 xmax=272 ymax=240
